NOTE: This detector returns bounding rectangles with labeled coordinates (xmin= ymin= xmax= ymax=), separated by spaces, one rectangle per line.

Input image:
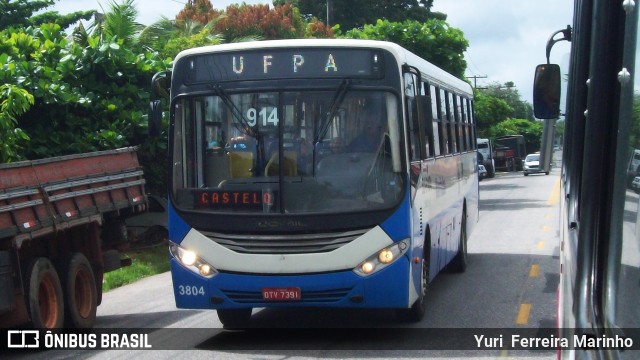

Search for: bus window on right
xmin=613 ymin=7 xmax=640 ymax=340
xmin=617 ymin=120 xmax=640 ymax=331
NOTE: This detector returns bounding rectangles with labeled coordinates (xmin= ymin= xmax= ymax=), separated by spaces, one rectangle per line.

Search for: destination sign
xmin=194 ymin=190 xmax=275 ymax=211
xmin=184 ymin=48 xmax=385 ymax=83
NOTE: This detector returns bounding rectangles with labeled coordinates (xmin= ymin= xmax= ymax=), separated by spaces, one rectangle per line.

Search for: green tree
xmin=343 ymin=19 xmax=468 ymax=79
xmin=159 ymin=20 xmax=224 ymax=59
xmin=0 ymin=84 xmax=33 ymax=162
xmin=89 ymin=0 xmax=144 ymax=50
xmin=482 ymin=81 xmax=533 ymax=120
xmin=0 ymin=0 xmax=94 ymax=31
xmin=488 ymin=118 xmax=544 ymax=153
xmin=0 ymin=0 xmax=173 ymax=192
xmin=279 ymin=0 xmax=445 ymax=30
xmin=474 ymin=91 xmax=513 ymax=136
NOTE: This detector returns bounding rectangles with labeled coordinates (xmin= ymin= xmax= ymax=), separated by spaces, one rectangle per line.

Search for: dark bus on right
xmin=534 ymin=0 xmax=639 ymax=358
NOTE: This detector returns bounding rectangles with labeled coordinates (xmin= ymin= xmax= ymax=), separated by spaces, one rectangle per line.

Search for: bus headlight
xmin=170 ymin=243 xmax=218 ymax=278
xmin=353 ymin=240 xmax=409 ymax=277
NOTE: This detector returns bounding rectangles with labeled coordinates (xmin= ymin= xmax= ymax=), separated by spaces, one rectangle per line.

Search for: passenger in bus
xmin=347 ymin=115 xmax=384 ymax=153
xmin=296 ymin=137 xmax=312 ymax=175
xmin=330 ymin=137 xmax=344 ymax=154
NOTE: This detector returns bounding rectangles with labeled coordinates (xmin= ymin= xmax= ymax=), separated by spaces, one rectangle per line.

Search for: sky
xmin=51 ymin=0 xmax=577 ymax=104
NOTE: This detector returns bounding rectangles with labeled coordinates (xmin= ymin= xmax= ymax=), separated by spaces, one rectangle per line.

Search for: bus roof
xmin=173 ymin=39 xmax=473 ymax=97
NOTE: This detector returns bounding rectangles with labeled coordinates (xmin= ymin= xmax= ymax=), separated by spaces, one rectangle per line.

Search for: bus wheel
xmin=396 ymin=248 xmax=429 ymax=322
xmin=217 ymin=308 xmax=252 ymax=329
xmin=448 ymin=210 xmax=468 ymax=273
xmin=25 ymin=258 xmax=64 ymax=329
xmin=61 ymin=253 xmax=97 ymax=328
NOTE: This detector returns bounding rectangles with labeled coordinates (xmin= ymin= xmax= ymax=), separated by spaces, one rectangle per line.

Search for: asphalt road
xmin=9 ymin=162 xmax=562 ymax=360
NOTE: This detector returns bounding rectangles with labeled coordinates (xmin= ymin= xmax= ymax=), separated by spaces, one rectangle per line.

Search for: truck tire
xmin=60 ymin=253 xmax=97 ymax=328
xmin=25 ymin=258 xmax=64 ymax=329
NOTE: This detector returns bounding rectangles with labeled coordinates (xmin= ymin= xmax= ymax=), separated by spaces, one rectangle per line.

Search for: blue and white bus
xmin=151 ymin=39 xmax=479 ymax=328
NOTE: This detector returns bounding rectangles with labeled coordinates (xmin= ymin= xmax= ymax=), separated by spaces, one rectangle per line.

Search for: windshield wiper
xmin=314 ymin=79 xmax=351 ymax=144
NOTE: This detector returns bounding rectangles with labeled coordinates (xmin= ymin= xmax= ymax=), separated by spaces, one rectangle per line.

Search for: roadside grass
xmin=102 ymin=244 xmax=170 ymax=292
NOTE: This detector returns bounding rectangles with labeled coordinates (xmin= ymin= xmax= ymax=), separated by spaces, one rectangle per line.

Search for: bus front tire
xmin=396 ymin=249 xmax=429 ymax=322
xmin=60 ymin=253 xmax=97 ymax=328
xmin=217 ymin=308 xmax=252 ymax=329
xmin=25 ymin=258 xmax=64 ymax=329
xmin=448 ymin=210 xmax=468 ymax=273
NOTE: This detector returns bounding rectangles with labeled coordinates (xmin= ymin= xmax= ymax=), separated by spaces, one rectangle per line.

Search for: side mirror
xmin=148 ymin=100 xmax=162 ymax=137
xmin=533 ymin=64 xmax=561 ymax=119
xmin=148 ymin=72 xmax=171 ymax=137
xmin=151 ymin=71 xmax=171 ymax=100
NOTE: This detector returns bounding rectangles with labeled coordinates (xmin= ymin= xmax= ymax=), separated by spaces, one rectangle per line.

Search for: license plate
xmin=262 ymin=287 xmax=301 ymax=301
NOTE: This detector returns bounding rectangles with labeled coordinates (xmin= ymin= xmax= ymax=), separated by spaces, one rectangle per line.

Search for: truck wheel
xmin=217 ymin=308 xmax=252 ymax=329
xmin=25 ymin=258 xmax=64 ymax=329
xmin=61 ymin=253 xmax=97 ymax=328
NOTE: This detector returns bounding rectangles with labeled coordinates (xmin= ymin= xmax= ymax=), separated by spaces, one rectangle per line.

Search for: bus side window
xmin=437 ymin=88 xmax=448 ymax=155
xmin=421 ymin=81 xmax=435 ymax=158
xmin=468 ymin=99 xmax=477 ymax=149
xmin=445 ymin=92 xmax=457 ymax=154
xmin=430 ymin=85 xmax=441 ymax=157
xmin=404 ymin=72 xmax=422 ymax=161
xmin=460 ymin=97 xmax=470 ymax=151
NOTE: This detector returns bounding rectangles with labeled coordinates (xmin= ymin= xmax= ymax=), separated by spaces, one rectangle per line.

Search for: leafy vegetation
xmin=486 ymin=118 xmax=544 ymax=153
xmin=102 ymin=245 xmax=170 ymax=291
xmin=0 ymin=0 xmax=94 ymax=31
xmin=474 ymin=81 xmax=540 ymax=151
xmin=283 ymin=0 xmax=445 ymax=30
xmin=342 ymin=18 xmax=468 ymax=79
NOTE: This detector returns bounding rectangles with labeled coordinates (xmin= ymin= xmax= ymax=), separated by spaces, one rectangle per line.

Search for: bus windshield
xmin=171 ymin=89 xmax=404 ymax=215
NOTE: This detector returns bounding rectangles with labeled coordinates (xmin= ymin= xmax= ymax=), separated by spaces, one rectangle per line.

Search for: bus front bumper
xmin=170 ymin=256 xmax=411 ymax=310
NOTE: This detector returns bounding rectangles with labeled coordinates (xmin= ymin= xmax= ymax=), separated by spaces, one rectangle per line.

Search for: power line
xmin=465 ymin=75 xmax=487 ymax=89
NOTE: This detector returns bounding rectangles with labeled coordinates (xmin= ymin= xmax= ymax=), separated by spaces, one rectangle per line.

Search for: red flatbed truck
xmin=0 ymin=147 xmax=147 ymax=329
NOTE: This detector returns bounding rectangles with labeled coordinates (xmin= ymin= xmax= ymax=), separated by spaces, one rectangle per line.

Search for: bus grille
xmin=199 ymin=229 xmax=369 ymax=254
xmin=221 ymin=288 xmax=353 ymax=304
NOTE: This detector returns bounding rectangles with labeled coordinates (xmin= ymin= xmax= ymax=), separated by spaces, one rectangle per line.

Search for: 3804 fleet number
xmin=178 ymin=285 xmax=205 ymax=296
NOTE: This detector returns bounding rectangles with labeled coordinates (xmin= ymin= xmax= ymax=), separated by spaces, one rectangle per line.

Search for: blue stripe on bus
xmin=379 ymin=187 xmax=411 ymax=241
xmin=168 ymin=199 xmax=191 ymax=245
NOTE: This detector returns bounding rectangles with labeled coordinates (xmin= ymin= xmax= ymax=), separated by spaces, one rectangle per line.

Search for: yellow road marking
xmin=516 ymin=304 xmax=532 ymax=325
xmin=548 ymin=178 xmax=561 ymax=206
xmin=529 ymin=264 xmax=540 ymax=277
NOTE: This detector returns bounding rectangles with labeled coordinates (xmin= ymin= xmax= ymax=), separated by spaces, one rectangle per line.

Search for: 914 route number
xmin=178 ymin=285 xmax=205 ymax=296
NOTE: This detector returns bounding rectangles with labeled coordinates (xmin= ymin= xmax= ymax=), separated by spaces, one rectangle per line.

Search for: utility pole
xmin=465 ymin=75 xmax=487 ymax=89
xmin=327 ymin=0 xmax=332 ymax=27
